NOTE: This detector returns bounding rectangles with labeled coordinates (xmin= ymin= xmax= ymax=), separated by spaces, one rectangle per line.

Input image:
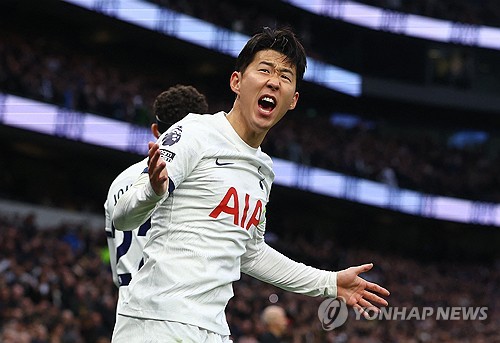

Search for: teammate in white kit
xmin=104 ymin=85 xmax=208 ymax=300
xmin=111 ymin=27 xmax=390 ymax=342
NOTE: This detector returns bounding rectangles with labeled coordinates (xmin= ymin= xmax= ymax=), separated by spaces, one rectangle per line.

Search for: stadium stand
xmin=1 ymin=26 xmax=499 ymax=203
xmin=0 ymin=204 xmax=498 ymax=342
xmin=355 ymin=0 xmax=500 ymax=27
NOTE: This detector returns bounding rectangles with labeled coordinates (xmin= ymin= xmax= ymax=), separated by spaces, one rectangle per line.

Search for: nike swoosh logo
xmin=215 ymin=158 xmax=234 ymax=166
xmin=258 ymin=166 xmax=265 ymax=190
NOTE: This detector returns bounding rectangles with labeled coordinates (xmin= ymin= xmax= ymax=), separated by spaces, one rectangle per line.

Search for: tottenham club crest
xmin=162 ymin=125 xmax=182 ymax=146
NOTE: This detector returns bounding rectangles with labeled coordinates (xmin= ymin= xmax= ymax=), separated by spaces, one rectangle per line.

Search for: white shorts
xmin=112 ymin=314 xmax=233 ymax=343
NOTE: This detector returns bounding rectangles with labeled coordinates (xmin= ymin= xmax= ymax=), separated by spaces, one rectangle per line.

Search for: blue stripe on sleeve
xmin=168 ymin=178 xmax=175 ymax=193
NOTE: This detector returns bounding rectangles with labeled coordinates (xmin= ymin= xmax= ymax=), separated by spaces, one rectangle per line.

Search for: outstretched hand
xmin=337 ymin=263 xmax=390 ymax=317
xmin=148 ymin=142 xmax=168 ymax=196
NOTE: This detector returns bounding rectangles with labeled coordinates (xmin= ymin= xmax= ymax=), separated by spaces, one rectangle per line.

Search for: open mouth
xmin=258 ymin=96 xmax=276 ymax=113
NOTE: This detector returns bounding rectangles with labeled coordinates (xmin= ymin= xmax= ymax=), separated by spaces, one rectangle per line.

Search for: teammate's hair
xmin=153 ymin=84 xmax=209 ymax=133
xmin=235 ymin=27 xmax=307 ymax=89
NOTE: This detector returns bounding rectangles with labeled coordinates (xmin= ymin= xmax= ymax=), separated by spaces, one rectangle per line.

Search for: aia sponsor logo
xmin=209 ymin=187 xmax=263 ymax=230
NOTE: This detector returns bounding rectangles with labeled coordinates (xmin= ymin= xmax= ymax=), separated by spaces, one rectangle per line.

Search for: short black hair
xmin=153 ymin=84 xmax=209 ymax=133
xmin=235 ymin=27 xmax=307 ymax=89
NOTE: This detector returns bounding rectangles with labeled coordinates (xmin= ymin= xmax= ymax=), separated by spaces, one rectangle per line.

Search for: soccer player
xmin=104 ymin=85 xmax=208 ymax=300
xmin=112 ymin=27 xmax=390 ymax=342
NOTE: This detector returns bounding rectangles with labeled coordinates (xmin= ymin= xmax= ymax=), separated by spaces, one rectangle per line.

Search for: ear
xmin=288 ymin=91 xmax=299 ymax=110
xmin=229 ymin=71 xmax=241 ymax=95
xmin=151 ymin=123 xmax=160 ymax=138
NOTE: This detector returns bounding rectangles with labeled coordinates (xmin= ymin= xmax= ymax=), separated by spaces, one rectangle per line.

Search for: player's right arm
xmin=112 ymin=174 xmax=165 ymax=231
xmin=114 ymin=117 xmax=204 ymax=231
xmin=146 ymin=141 xmax=169 ymax=196
xmin=112 ymin=144 xmax=167 ymax=231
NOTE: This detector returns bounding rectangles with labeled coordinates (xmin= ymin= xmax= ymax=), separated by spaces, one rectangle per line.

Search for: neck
xmin=226 ymin=104 xmax=265 ymax=148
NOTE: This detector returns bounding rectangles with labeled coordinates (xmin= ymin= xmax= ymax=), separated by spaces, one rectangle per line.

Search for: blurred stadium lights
xmin=0 ymin=93 xmax=154 ymax=155
xmin=2 ymin=92 xmax=499 ymax=227
xmin=61 ymin=0 xmax=362 ymax=96
xmin=285 ymin=0 xmax=500 ymax=50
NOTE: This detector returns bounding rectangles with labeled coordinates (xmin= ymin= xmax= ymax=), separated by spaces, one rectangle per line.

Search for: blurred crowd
xmin=0 ymin=214 xmax=115 ymax=343
xmin=0 ymin=30 xmax=163 ymax=127
xmin=151 ymin=0 xmax=498 ymax=87
xmin=154 ymin=0 xmax=500 ymax=45
xmin=0 ymin=212 xmax=498 ymax=342
xmin=1 ymin=28 xmax=499 ymax=205
xmin=263 ymin=115 xmax=500 ymax=202
xmin=355 ymin=0 xmax=500 ymax=27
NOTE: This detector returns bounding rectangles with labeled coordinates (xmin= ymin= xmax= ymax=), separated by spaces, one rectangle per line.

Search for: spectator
xmin=259 ymin=305 xmax=289 ymax=343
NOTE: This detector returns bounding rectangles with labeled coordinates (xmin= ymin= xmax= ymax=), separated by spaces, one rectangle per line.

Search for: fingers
xmin=353 ymin=303 xmax=380 ymax=319
xmin=354 ymin=263 xmax=390 ymax=299
xmin=351 ymin=282 xmax=390 ymax=317
xmin=150 ymin=159 xmax=167 ymax=183
xmin=148 ymin=143 xmax=165 ymax=176
xmin=349 ymin=290 xmax=388 ymax=319
xmin=147 ymin=142 xmax=168 ymax=196
xmin=346 ymin=264 xmax=374 ymax=279
xmin=366 ymin=281 xmax=390 ymax=297
xmin=356 ymin=263 xmax=373 ymax=274
xmin=363 ymin=288 xmax=389 ymax=307
xmin=353 ymin=304 xmax=369 ymax=318
xmin=148 ymin=142 xmax=160 ymax=163
xmin=358 ymin=298 xmax=377 ymax=312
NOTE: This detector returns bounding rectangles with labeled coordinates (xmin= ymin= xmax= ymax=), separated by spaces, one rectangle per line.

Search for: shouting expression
xmin=229 ymin=49 xmax=300 ymax=147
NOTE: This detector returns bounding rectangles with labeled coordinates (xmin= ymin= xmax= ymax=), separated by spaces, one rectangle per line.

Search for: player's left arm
xmin=241 ymin=221 xmax=338 ymax=298
xmin=241 ymin=217 xmax=389 ymax=311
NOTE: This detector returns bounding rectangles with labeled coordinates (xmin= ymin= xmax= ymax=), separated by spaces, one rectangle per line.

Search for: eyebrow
xmin=259 ymin=61 xmax=295 ymax=77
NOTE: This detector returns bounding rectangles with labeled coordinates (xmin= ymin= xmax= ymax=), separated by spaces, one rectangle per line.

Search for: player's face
xmin=230 ymin=49 xmax=299 ymax=137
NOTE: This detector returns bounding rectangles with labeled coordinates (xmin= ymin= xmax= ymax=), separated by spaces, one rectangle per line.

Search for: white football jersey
xmin=113 ymin=112 xmax=337 ymax=335
xmin=104 ymin=158 xmax=151 ymax=301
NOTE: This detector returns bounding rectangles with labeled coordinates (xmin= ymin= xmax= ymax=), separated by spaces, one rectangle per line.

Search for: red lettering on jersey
xmin=240 ymin=193 xmax=250 ymax=229
xmin=245 ymin=200 xmax=262 ymax=230
xmin=209 ymin=187 xmax=239 ymax=225
xmin=209 ymin=187 xmax=263 ymax=230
